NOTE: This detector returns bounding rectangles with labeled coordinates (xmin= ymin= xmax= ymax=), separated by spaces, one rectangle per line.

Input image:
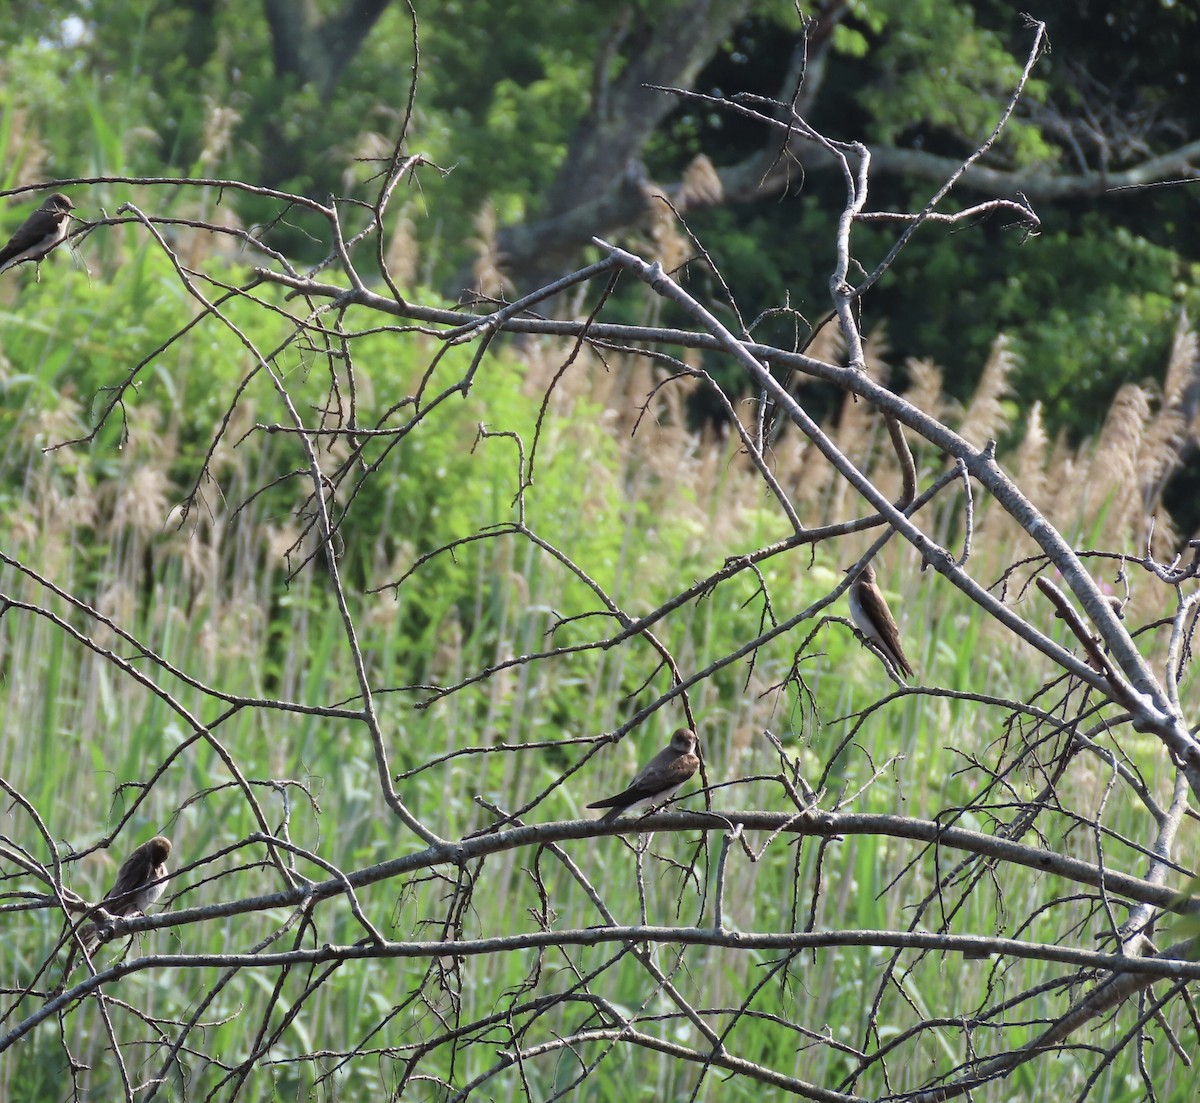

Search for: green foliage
xmin=989 ymin=219 xmax=1198 ymax=436
xmin=1 ymin=246 xmax=1195 ymax=1096
xmin=1 ymin=251 xmax=291 ymax=487
xmin=4 ymin=0 xmax=1199 ymax=454
xmin=3 ymin=7 xmax=1200 ymax=1096
xmin=856 ymin=0 xmax=1051 ymax=165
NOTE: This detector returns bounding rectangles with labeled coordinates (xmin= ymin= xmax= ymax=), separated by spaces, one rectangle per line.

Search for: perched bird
xmin=0 ymin=192 xmax=74 ymax=277
xmin=588 ymin=729 xmax=700 ymax=822
xmin=53 ymin=835 xmax=172 ymax=992
xmin=847 ymin=562 xmax=914 ymax=680
xmin=76 ymin=835 xmax=172 ymax=954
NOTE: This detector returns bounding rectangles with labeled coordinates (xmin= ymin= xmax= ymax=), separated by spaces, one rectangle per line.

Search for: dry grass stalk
xmin=901 ymin=358 xmax=955 ymax=428
xmin=470 ymin=202 xmax=514 ymax=300
xmin=826 ymin=334 xmax=890 ymax=522
xmin=1140 ymin=315 xmax=1197 ymax=517
xmin=1148 ymin=503 xmax=1180 ymax=561
xmin=1013 ymin=401 xmax=1050 ymax=510
xmin=982 ymin=400 xmax=1052 ymax=575
xmin=1162 ymin=311 xmax=1197 ymax=412
xmin=957 ymin=335 xmax=1015 ymax=450
xmin=199 ymin=99 xmax=240 ymax=172
xmin=384 ymin=207 xmax=419 ymax=289
xmin=111 ymin=465 xmax=173 ymax=540
xmin=1083 ymin=382 xmax=1151 ymax=535
xmin=676 ymin=154 xmax=724 ymax=211
xmin=1040 ymin=427 xmax=1077 ymax=533
xmin=649 ymin=195 xmax=691 ymax=276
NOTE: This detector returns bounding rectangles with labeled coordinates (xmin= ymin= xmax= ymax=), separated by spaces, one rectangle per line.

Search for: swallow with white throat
xmin=588 ymin=728 xmax=700 ymax=822
xmin=847 ymin=561 xmax=914 ymax=680
xmin=0 ymin=192 xmax=74 ymax=278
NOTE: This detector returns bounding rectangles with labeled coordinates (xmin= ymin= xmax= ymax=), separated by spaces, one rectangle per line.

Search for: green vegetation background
xmin=1 ymin=3 xmax=1198 ymax=1100
xmin=4 ymin=1 xmax=1199 ymax=444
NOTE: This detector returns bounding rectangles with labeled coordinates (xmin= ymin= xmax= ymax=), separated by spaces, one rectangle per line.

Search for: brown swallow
xmin=0 ymin=192 xmax=74 ymax=277
xmin=588 ymin=729 xmax=700 ymax=822
xmin=76 ymin=835 xmax=172 ymax=954
xmin=53 ymin=835 xmax=172 ymax=992
xmin=847 ymin=562 xmax=914 ymax=680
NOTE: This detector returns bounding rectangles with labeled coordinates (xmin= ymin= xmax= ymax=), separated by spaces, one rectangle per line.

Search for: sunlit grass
xmin=0 ymin=248 xmax=1195 ymax=1099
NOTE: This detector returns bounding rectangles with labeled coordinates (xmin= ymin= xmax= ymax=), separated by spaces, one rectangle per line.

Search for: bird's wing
xmin=0 ymin=210 xmax=58 ymax=267
xmin=857 ymin=582 xmax=914 ymax=677
xmin=103 ymin=848 xmax=155 ymax=913
xmin=589 ymin=750 xmax=696 ymax=808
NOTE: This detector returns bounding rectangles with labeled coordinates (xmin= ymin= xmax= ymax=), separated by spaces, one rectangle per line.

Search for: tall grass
xmin=0 ymin=226 xmax=1196 ymax=1099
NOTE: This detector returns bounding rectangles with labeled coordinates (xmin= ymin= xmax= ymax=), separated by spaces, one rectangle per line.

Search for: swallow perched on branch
xmin=847 ymin=562 xmax=914 ymax=680
xmin=588 ymin=729 xmax=700 ymax=822
xmin=0 ymin=192 xmax=74 ymax=278
xmin=60 ymin=835 xmax=173 ymax=981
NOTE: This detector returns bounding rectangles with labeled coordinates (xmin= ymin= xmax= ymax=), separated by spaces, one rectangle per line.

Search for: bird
xmin=587 ymin=729 xmax=700 ymax=822
xmin=52 ymin=835 xmax=172 ymax=992
xmin=847 ymin=561 xmax=914 ymax=680
xmin=0 ymin=192 xmax=75 ymax=277
xmin=75 ymin=835 xmax=172 ymax=955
